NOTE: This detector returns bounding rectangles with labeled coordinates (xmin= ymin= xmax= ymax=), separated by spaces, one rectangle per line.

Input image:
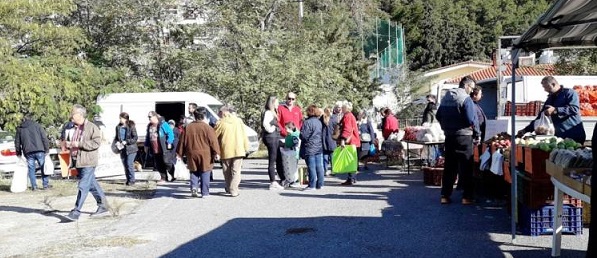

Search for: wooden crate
xmin=516 ymin=145 xmax=525 ymax=166
xmin=516 ymin=170 xmax=554 ymax=209
xmin=524 ymin=148 xmax=550 ymax=179
xmin=503 ymin=159 xmax=512 ymax=184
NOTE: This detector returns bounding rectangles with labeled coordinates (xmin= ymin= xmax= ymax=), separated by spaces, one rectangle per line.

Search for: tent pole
xmin=510 ymin=50 xmax=519 ymax=242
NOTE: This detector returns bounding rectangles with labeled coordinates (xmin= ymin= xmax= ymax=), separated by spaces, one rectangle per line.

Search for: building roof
xmin=445 ymin=64 xmax=555 ymax=84
xmin=424 ymin=60 xmax=492 ymax=77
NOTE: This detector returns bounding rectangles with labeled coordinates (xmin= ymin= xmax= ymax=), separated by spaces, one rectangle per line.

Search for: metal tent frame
xmin=509 ymin=0 xmax=597 ymax=245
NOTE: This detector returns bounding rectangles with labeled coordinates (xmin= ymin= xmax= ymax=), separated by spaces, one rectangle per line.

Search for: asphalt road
xmin=87 ymin=159 xmax=589 ymax=258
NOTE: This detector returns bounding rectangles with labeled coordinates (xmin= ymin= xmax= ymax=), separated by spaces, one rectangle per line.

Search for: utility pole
xmin=298 ymin=0 xmax=303 ymax=23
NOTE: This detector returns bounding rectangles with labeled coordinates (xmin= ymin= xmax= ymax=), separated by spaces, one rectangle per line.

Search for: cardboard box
xmin=545 ymin=160 xmax=590 ymax=195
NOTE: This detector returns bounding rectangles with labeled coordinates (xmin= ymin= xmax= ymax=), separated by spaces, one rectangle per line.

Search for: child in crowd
xmin=281 ymin=122 xmax=300 ymax=188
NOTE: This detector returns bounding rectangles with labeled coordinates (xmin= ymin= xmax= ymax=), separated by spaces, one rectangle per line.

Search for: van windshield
xmin=208 ymin=104 xmax=223 ymax=118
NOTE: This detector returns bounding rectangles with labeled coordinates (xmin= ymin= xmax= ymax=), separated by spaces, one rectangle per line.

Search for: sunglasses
xmin=287 ymin=97 xmax=295 ymax=101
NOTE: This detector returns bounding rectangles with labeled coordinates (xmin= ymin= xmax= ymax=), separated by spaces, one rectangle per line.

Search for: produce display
xmin=515 ymin=136 xmax=583 ymax=152
xmin=549 ymin=148 xmax=593 ymax=168
xmin=402 ymin=123 xmax=445 ymax=142
xmin=487 ymin=132 xmax=512 ymax=149
xmin=573 ymin=85 xmax=597 ymax=116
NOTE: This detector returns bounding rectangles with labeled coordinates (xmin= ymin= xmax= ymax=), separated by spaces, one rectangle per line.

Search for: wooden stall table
xmin=402 ymin=140 xmax=444 ymax=174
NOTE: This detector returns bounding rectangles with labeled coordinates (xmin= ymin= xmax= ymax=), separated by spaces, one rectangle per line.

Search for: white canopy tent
xmin=510 ymin=0 xmax=597 ymax=249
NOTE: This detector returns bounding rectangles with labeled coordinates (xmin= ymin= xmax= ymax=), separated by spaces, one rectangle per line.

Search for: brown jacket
xmin=75 ymin=120 xmax=102 ymax=168
xmin=176 ymin=121 xmax=220 ymax=172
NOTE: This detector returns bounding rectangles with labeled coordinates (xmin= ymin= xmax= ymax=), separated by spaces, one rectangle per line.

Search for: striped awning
xmin=514 ymin=0 xmax=597 ymax=51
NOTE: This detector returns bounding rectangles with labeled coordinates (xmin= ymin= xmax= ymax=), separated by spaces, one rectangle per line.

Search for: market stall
xmin=511 ymin=0 xmax=597 ymax=255
xmin=400 ymin=123 xmax=445 ymax=175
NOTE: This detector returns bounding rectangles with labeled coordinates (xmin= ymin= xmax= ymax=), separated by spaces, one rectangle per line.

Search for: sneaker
xmin=462 ymin=198 xmax=474 ymax=205
xmin=440 ymin=197 xmax=451 ymax=205
xmin=325 ymin=170 xmax=332 ymax=176
xmin=302 ymin=187 xmax=315 ymax=191
xmin=269 ymin=181 xmax=284 ymax=190
xmin=90 ymin=206 xmax=110 ymax=218
xmin=201 ymin=194 xmax=210 ymax=198
xmin=230 ymin=193 xmax=239 ymax=197
xmin=288 ymin=182 xmax=302 ymax=189
xmin=191 ymin=189 xmax=199 ymax=198
xmin=341 ymin=179 xmax=355 ymax=186
xmin=66 ymin=210 xmax=80 ymax=221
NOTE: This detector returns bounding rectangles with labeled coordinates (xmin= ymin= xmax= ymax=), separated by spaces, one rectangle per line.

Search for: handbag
xmin=360 ymin=133 xmax=372 ymax=142
xmin=331 ymin=123 xmax=341 ymax=140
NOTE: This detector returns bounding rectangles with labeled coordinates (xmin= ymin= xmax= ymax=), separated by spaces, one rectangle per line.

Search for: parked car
xmin=0 ymin=131 xmax=18 ymax=174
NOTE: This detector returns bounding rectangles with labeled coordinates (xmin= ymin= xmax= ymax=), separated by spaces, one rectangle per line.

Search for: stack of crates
xmin=518 ymin=203 xmax=583 ymax=236
xmin=504 ymin=101 xmax=544 ymax=116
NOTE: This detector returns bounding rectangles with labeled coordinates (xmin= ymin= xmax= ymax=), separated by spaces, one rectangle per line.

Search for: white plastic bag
xmin=534 ymin=113 xmax=555 ymax=135
xmin=43 ymin=155 xmax=54 ymax=176
xmin=11 ymin=157 xmax=28 ymax=193
xmin=490 ymin=151 xmax=504 ymax=176
xmin=174 ymin=158 xmax=190 ymax=180
xmin=479 ymin=149 xmax=491 ymax=171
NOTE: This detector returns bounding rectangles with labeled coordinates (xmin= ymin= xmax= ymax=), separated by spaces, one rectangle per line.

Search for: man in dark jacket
xmin=421 ymin=94 xmax=437 ymax=124
xmin=15 ymin=115 xmax=50 ymax=190
xmin=436 ymin=76 xmax=480 ymax=205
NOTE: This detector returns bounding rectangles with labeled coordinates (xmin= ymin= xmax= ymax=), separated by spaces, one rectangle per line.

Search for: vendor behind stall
xmin=516 ymin=76 xmax=586 ymax=144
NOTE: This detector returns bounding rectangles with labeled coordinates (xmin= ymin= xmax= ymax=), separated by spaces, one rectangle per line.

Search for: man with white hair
xmin=66 ymin=104 xmax=109 ymax=221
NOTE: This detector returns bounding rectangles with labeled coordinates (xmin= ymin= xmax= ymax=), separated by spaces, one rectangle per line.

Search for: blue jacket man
xmin=436 ymin=76 xmax=480 ymax=205
xmin=518 ymin=76 xmax=585 ymax=144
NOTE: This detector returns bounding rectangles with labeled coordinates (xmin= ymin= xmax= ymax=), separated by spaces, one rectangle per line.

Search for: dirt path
xmin=0 ymin=177 xmax=156 ymax=258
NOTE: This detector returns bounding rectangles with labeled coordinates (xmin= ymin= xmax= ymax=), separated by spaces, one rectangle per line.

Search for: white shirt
xmin=262 ymin=110 xmax=277 ymax=134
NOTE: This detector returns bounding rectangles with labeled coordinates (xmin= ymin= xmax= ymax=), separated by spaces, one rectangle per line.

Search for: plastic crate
xmin=518 ymin=204 xmax=583 ymax=236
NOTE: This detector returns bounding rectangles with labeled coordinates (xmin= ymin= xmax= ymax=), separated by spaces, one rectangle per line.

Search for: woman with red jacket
xmin=338 ymin=101 xmax=360 ymax=185
xmin=382 ymin=108 xmax=399 ymax=140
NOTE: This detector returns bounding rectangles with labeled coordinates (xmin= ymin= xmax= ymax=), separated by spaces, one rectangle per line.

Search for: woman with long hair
xmin=357 ymin=111 xmax=375 ymax=170
xmin=261 ymin=95 xmax=284 ymax=190
xmin=114 ymin=112 xmax=138 ymax=186
xmin=321 ymin=107 xmax=336 ymax=174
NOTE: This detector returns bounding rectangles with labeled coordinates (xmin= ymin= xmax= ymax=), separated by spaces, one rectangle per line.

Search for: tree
xmin=386 ymin=0 xmax=550 ymax=70
xmin=554 ymin=49 xmax=597 ymax=75
xmin=0 ymin=0 xmax=137 ymax=132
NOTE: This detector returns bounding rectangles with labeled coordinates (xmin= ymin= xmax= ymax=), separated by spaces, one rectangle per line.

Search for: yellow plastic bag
xmin=332 ymin=145 xmax=358 ymax=174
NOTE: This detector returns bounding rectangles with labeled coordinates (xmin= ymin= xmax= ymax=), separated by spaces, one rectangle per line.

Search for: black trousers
xmin=264 ymin=136 xmax=281 ymax=182
xmin=441 ymin=135 xmax=474 ymax=199
xmin=154 ymin=153 xmax=173 ymax=181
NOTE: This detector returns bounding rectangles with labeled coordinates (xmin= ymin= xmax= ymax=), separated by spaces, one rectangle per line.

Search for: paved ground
xmin=1 ymin=159 xmax=590 ymax=257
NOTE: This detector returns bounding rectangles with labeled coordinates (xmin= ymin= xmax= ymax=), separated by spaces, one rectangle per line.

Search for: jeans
xmin=275 ymin=141 xmax=286 ymax=182
xmin=306 ymin=153 xmax=324 ymax=189
xmin=190 ymin=171 xmax=211 ymax=196
xmin=323 ymin=151 xmax=333 ymax=171
xmin=120 ymin=151 xmax=136 ymax=184
xmin=25 ymin=151 xmax=48 ymax=189
xmin=441 ymin=135 xmax=473 ymax=199
xmin=73 ymin=166 xmax=106 ymax=214
xmin=263 ymin=136 xmax=279 ymax=182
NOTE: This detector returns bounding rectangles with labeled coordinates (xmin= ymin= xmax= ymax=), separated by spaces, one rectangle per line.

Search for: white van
xmin=96 ymin=92 xmax=260 ymax=154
